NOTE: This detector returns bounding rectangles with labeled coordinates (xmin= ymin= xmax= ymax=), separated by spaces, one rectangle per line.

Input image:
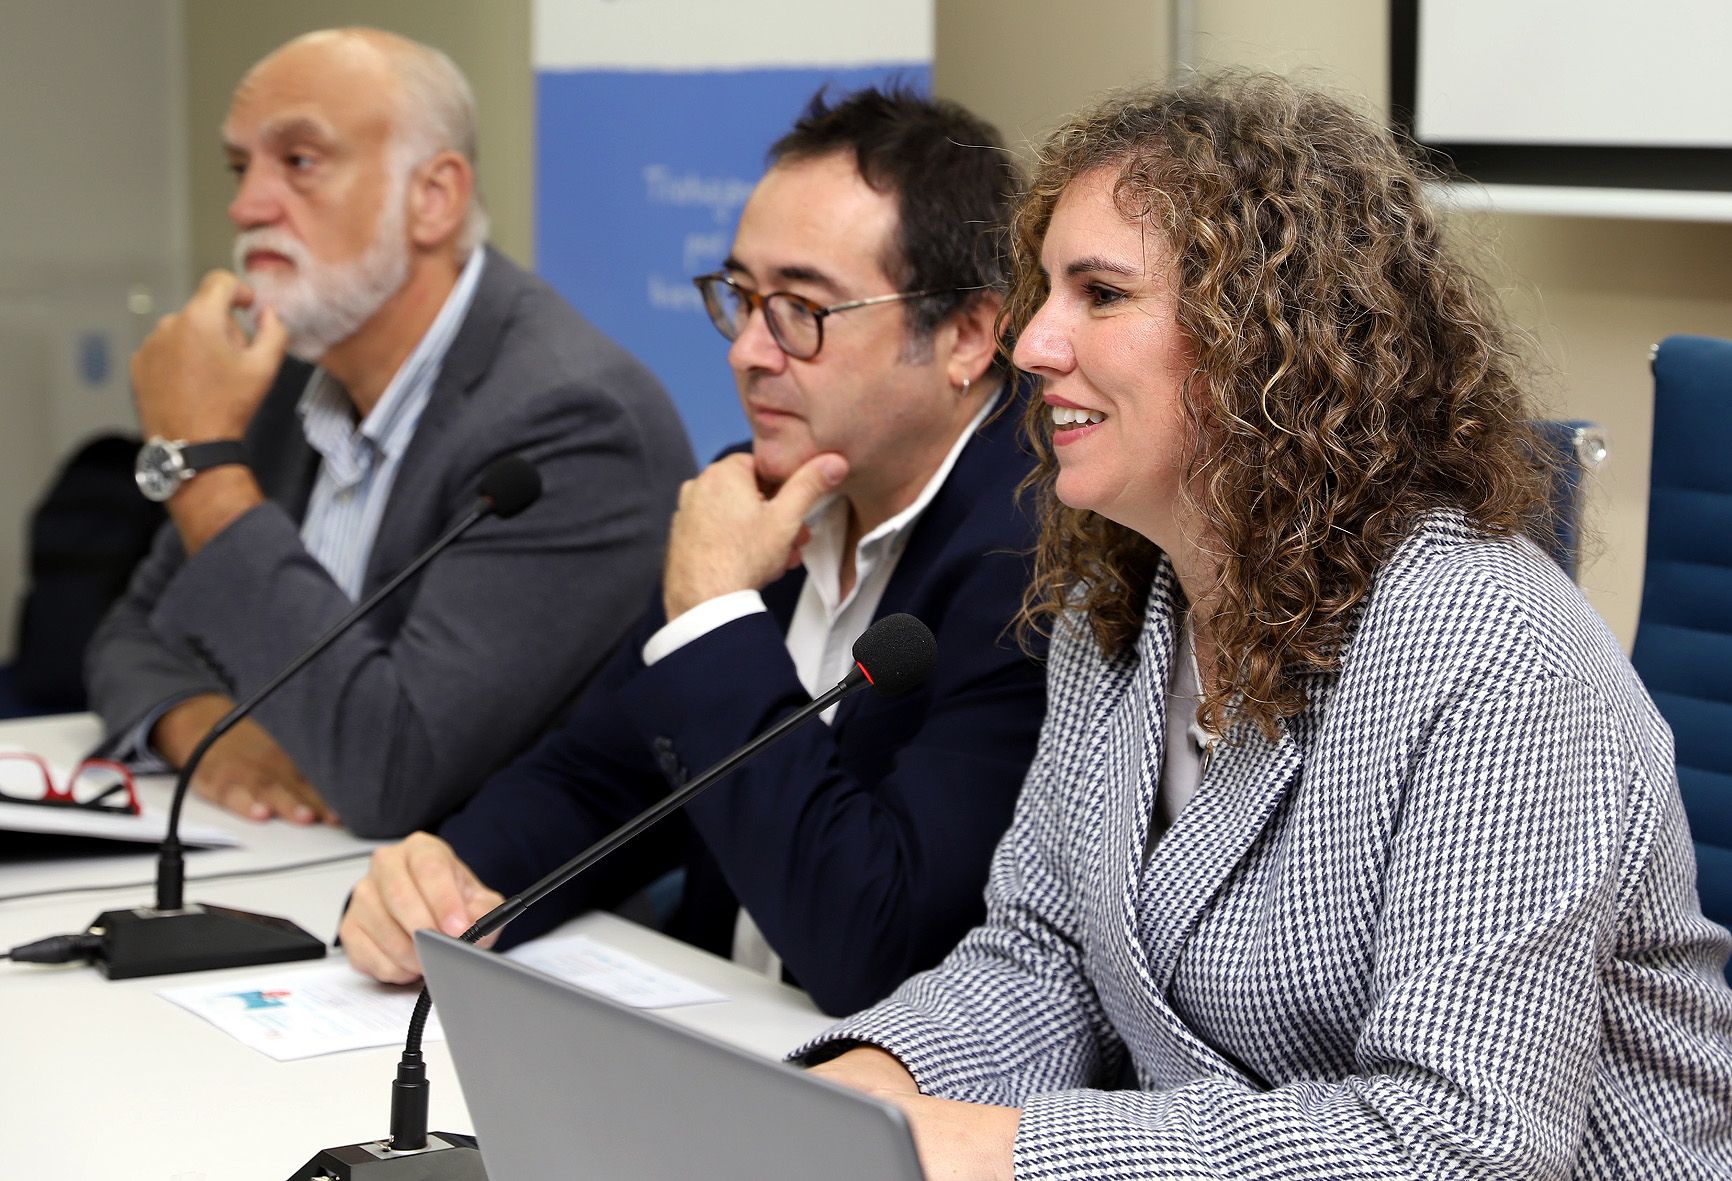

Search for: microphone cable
xmin=0 ymin=848 xmax=373 ymax=906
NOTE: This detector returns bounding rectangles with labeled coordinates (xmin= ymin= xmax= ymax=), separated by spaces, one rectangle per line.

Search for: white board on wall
xmin=1415 ymin=0 xmax=1732 ymax=149
xmin=534 ymin=0 xmax=932 ymax=69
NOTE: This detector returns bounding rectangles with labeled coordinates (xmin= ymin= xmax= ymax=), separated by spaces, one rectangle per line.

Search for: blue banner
xmin=536 ymin=65 xmax=931 ymax=462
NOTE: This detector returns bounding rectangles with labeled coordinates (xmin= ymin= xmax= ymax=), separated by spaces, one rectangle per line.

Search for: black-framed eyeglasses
xmin=0 ymin=752 xmax=142 ymax=816
xmin=692 ymin=272 xmax=961 ymax=361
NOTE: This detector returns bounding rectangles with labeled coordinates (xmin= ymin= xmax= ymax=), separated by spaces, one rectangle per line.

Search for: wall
xmin=936 ymin=0 xmax=1732 ymax=649
xmin=935 ymin=0 xmax=1172 ymax=157
xmin=0 ymin=0 xmax=190 ymax=662
xmin=181 ymin=0 xmax=533 ymax=273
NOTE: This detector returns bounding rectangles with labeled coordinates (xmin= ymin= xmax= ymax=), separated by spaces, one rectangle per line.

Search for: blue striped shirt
xmin=296 ymin=247 xmax=486 ymax=599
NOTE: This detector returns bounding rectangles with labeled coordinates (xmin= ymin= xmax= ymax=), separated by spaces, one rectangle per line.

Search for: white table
xmin=0 ymin=714 xmax=834 ymax=1180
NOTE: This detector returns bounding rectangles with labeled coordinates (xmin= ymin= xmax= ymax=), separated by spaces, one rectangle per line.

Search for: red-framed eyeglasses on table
xmin=0 ymin=752 xmax=141 ymax=816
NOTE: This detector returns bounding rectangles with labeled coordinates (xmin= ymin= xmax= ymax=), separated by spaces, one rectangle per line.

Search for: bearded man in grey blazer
xmin=85 ymin=28 xmax=693 ymax=837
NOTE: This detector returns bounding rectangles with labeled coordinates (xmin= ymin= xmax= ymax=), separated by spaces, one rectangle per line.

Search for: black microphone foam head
xmin=851 ymin=613 xmax=936 ymax=700
xmin=478 ymin=455 xmax=542 ymax=519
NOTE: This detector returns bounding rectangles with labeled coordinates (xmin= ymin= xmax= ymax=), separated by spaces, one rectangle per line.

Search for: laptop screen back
xmin=417 ymin=932 xmax=925 ymax=1181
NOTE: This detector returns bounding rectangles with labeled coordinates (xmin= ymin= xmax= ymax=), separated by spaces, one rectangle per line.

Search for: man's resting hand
xmin=340 ymin=832 xmax=505 ymax=984
xmin=152 ymin=693 xmax=336 ymax=825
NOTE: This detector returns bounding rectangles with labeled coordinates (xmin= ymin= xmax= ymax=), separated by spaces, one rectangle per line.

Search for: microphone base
xmin=287 ymin=1133 xmax=485 ymax=1180
xmin=90 ymin=902 xmax=326 ymax=979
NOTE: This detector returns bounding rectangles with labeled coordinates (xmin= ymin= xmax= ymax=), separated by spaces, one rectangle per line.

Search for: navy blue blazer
xmin=438 ymin=398 xmax=1046 ymax=1014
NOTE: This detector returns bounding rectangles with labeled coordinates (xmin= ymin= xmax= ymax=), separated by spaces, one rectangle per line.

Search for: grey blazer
xmin=809 ymin=513 xmax=1732 ymax=1178
xmin=86 ymin=249 xmax=695 ymax=837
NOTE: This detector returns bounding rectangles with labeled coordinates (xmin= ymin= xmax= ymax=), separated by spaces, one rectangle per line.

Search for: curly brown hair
xmin=1011 ymin=74 xmax=1553 ymax=739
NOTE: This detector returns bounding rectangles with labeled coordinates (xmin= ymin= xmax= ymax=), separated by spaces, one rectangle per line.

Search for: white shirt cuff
xmin=641 ymin=590 xmax=768 ymax=667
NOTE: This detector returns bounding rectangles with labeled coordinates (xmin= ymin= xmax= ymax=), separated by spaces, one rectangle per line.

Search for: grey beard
xmin=274 ymin=237 xmax=409 ymax=363
xmin=232 ymin=197 xmax=411 ymax=365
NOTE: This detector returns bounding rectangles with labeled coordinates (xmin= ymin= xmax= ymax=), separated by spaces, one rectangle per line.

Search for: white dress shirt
xmin=641 ymin=388 xmax=1003 ymax=980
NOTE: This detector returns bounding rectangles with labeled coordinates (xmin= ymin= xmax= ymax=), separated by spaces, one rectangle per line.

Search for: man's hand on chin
xmin=132 ymin=268 xmax=287 ymax=440
xmin=661 ymin=450 xmax=848 ymax=620
xmin=130 ymin=269 xmax=287 ymax=551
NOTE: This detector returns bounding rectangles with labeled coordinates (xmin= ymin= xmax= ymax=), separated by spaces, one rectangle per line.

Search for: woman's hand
xmin=880 ymin=1091 xmax=1019 ymax=1180
xmin=808 ymin=1045 xmax=921 ymax=1093
xmin=809 ymin=1047 xmax=1019 ymax=1180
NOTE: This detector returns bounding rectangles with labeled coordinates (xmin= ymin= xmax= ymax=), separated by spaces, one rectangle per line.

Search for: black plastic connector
xmin=7 ymin=932 xmax=102 ymax=964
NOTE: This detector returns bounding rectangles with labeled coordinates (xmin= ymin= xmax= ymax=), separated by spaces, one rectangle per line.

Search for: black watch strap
xmin=179 ymin=440 xmax=249 ymax=475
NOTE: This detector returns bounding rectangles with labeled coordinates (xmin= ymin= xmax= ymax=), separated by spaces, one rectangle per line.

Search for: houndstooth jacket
xmin=804 ymin=513 xmax=1732 ymax=1178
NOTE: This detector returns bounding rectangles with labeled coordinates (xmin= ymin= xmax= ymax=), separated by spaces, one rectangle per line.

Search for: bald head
xmin=231 ymin=28 xmax=488 ymax=252
xmin=222 ymin=28 xmax=489 ymax=363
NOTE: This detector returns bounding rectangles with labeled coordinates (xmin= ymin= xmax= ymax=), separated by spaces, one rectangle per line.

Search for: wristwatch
xmin=134 ymin=436 xmax=249 ymax=502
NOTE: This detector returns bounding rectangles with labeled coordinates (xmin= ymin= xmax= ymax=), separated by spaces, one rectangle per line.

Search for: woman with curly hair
xmin=801 ymin=75 xmax=1732 ymax=1178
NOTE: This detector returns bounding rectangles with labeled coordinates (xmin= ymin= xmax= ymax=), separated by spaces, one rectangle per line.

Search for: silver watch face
xmin=135 ymin=437 xmax=186 ymax=502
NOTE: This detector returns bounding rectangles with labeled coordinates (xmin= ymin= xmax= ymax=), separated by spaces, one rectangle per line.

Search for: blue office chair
xmin=1531 ymin=419 xmax=1608 ymax=581
xmin=1630 ymin=334 xmax=1732 ymax=981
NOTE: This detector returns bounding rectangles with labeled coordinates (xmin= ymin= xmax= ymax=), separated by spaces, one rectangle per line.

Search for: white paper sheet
xmin=158 ymin=930 xmax=727 ymax=1060
xmin=0 ymin=797 xmax=238 ymax=849
xmin=505 ymin=934 xmax=728 ymax=1008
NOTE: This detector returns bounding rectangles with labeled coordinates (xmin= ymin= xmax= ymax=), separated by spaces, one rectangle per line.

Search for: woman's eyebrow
xmin=1065 ymin=255 xmax=1141 ymax=278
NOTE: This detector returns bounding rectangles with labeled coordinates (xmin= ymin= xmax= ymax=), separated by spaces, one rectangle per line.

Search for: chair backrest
xmin=1530 ymin=419 xmax=1607 ymax=581
xmin=1631 ymin=334 xmax=1732 ymax=976
xmin=9 ymin=432 xmax=164 ymax=715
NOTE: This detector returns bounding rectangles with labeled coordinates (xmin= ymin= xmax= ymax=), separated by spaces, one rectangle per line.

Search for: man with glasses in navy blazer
xmin=339 ymin=87 xmax=1048 ymax=1016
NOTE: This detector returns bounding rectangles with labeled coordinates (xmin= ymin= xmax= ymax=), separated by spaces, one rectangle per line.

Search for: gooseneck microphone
xmin=157 ymin=456 xmax=543 ymax=911
xmin=9 ymin=456 xmax=543 ymax=981
xmin=287 ymin=613 xmax=937 ymax=1181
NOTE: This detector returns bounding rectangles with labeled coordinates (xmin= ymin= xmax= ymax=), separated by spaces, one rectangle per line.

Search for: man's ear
xmin=406 ymin=149 xmax=474 ymax=251
xmin=944 ymin=290 xmax=1005 ymax=391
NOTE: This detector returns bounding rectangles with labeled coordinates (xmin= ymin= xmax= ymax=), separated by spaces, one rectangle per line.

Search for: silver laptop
xmin=416 ymin=932 xmax=925 ymax=1181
